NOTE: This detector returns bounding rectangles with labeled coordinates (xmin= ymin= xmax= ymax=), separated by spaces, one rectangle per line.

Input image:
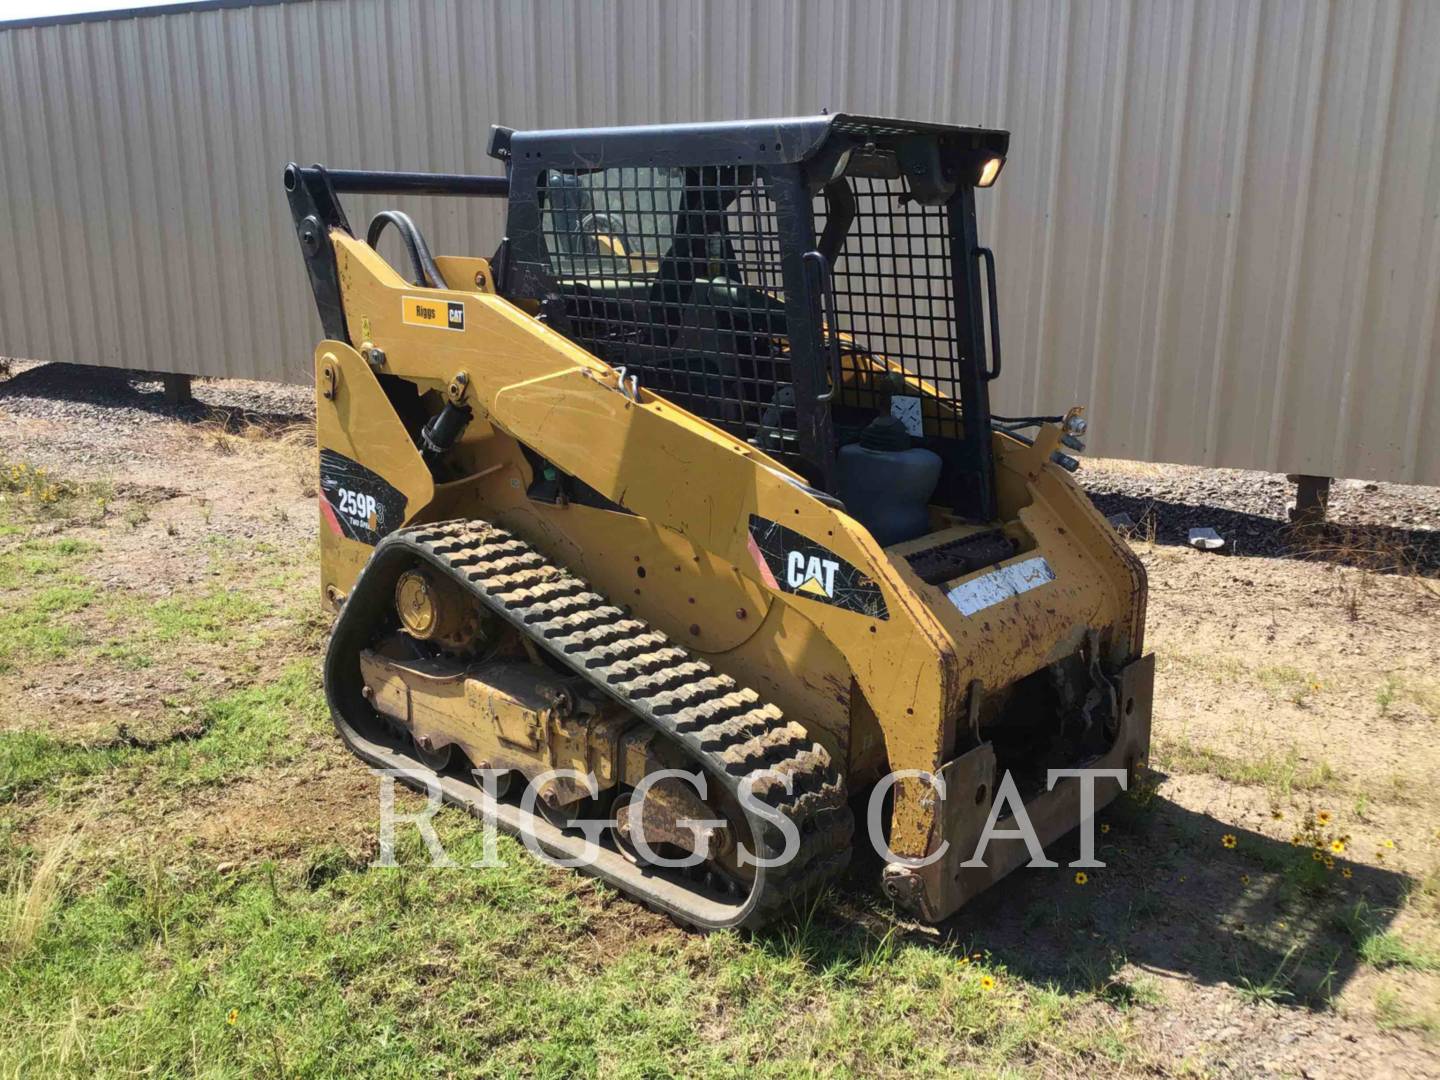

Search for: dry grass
xmin=2 ymin=835 xmax=74 ymax=960
xmin=182 ymin=417 xmax=314 ymax=458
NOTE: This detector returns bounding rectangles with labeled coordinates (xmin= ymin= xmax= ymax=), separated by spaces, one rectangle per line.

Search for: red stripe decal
xmin=746 ymin=530 xmax=778 ymax=589
xmin=320 ymin=497 xmax=344 ymax=537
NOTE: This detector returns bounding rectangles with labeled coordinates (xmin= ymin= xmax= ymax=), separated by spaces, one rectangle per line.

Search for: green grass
xmin=1334 ymin=902 xmax=1440 ymax=972
xmin=0 ymin=584 xmax=96 ymax=672
xmin=152 ymin=663 xmax=325 ymax=787
xmin=0 ymin=664 xmax=322 ymax=803
xmin=1152 ymin=736 xmax=1338 ymax=796
xmin=1374 ymin=673 xmax=1440 ymax=722
xmin=0 ymin=731 xmax=138 ymax=803
xmin=0 ymin=823 xmax=1141 ymax=1078
xmin=1375 ymin=987 xmax=1440 ymax=1039
xmin=1254 ymin=664 xmax=1323 ymax=708
xmin=135 ymin=588 xmax=274 ymax=645
xmin=0 ymin=537 xmax=99 ymax=589
xmin=0 ymin=649 xmax=1141 ymax=1076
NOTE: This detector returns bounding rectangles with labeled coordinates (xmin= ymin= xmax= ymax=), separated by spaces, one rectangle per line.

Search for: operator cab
xmin=490 ymin=114 xmax=1010 ymax=527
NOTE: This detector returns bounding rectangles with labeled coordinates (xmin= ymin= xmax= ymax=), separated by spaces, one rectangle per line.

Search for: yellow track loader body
xmin=286 ymin=114 xmax=1151 ymax=928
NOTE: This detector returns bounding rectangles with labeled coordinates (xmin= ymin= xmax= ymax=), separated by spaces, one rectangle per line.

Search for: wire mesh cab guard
xmin=491 ymin=115 xmax=1010 ymax=522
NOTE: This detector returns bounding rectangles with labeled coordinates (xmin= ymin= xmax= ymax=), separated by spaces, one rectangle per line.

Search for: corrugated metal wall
xmin=1 ymin=0 xmax=1437 ymax=484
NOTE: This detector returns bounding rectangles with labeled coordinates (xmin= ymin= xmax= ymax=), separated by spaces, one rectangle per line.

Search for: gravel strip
xmin=3 ymin=359 xmax=1436 ymax=572
xmin=1078 ymin=458 xmax=1440 ymax=573
xmin=0 ymin=359 xmax=313 ymax=428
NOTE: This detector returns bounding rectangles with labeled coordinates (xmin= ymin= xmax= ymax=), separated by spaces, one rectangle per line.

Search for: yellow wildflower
xmin=979 ymin=975 xmax=996 ymax=991
xmin=227 ymin=1009 xmax=238 ymax=1026
xmin=1330 ymin=839 xmax=1345 ymax=854
xmin=1342 ymin=868 xmax=1353 ymax=879
xmin=1221 ymin=834 xmax=1237 ymax=849
xmin=1315 ymin=811 xmax=1332 ymax=826
xmin=1074 ymin=871 xmax=1089 ymax=886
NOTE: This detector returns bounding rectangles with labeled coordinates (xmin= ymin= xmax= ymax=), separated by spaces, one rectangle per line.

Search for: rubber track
xmin=355 ymin=519 xmax=853 ymax=930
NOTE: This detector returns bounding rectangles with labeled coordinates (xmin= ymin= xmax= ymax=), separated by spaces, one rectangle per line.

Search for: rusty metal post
xmin=161 ymin=372 xmax=193 ymax=405
xmin=1287 ymin=474 xmax=1331 ymax=526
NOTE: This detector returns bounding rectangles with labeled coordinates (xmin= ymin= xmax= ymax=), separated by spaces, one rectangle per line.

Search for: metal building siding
xmin=0 ymin=0 xmax=1436 ymax=484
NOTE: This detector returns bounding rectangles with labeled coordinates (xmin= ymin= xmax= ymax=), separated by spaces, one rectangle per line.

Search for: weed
xmin=1377 ymin=674 xmax=1400 ymax=715
xmin=1414 ymin=860 xmax=1440 ymax=917
xmin=1233 ymin=945 xmax=1299 ymax=1006
xmin=1334 ymin=901 xmax=1440 ymax=971
xmin=122 ymin=505 xmax=149 ymax=529
xmin=1101 ymin=974 xmax=1163 ymax=1010
xmin=0 ymin=459 xmax=80 ymax=520
xmin=1374 ymin=987 xmax=1439 ymax=1038
xmin=2 ymin=835 xmax=73 ymax=959
xmin=1379 ymin=674 xmax=1440 ymax=721
xmin=1256 ymin=664 xmax=1323 ymax=708
xmin=91 ymin=480 xmax=114 ymax=523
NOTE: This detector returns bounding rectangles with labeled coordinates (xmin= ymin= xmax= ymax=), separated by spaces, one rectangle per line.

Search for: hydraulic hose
xmin=366 ymin=210 xmax=446 ymax=289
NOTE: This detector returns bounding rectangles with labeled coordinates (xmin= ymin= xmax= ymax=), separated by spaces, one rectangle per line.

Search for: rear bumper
xmin=882 ymin=652 xmax=1154 ymax=922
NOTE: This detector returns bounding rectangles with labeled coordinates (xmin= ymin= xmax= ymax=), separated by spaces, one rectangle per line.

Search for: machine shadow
xmin=773 ymin=782 xmax=1411 ymax=1010
xmin=1084 ymin=489 xmax=1440 ymax=576
xmin=0 ymin=362 xmax=312 ymax=428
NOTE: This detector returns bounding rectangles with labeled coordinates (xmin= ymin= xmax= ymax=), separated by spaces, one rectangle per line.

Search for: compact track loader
xmin=285 ymin=115 xmax=1152 ymax=930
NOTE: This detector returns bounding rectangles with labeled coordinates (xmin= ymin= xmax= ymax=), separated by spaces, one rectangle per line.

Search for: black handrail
xmin=284 ymin=164 xmax=508 ymax=198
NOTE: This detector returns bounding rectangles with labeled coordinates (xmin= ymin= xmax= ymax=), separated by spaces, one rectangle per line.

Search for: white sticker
xmin=946 ymin=556 xmax=1056 ymax=616
xmin=890 ymin=395 xmax=924 ymax=437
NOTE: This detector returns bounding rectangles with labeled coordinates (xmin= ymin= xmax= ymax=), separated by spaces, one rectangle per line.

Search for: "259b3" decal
xmin=318 ymin=449 xmax=408 ymax=546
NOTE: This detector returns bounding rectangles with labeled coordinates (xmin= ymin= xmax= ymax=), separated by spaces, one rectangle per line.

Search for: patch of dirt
xmin=1139 ymin=542 xmax=1440 ymax=807
xmin=179 ymin=762 xmax=378 ymax=862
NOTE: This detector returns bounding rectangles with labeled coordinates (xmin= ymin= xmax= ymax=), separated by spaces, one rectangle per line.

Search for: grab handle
xmin=975 ymin=246 xmax=1001 ymax=381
